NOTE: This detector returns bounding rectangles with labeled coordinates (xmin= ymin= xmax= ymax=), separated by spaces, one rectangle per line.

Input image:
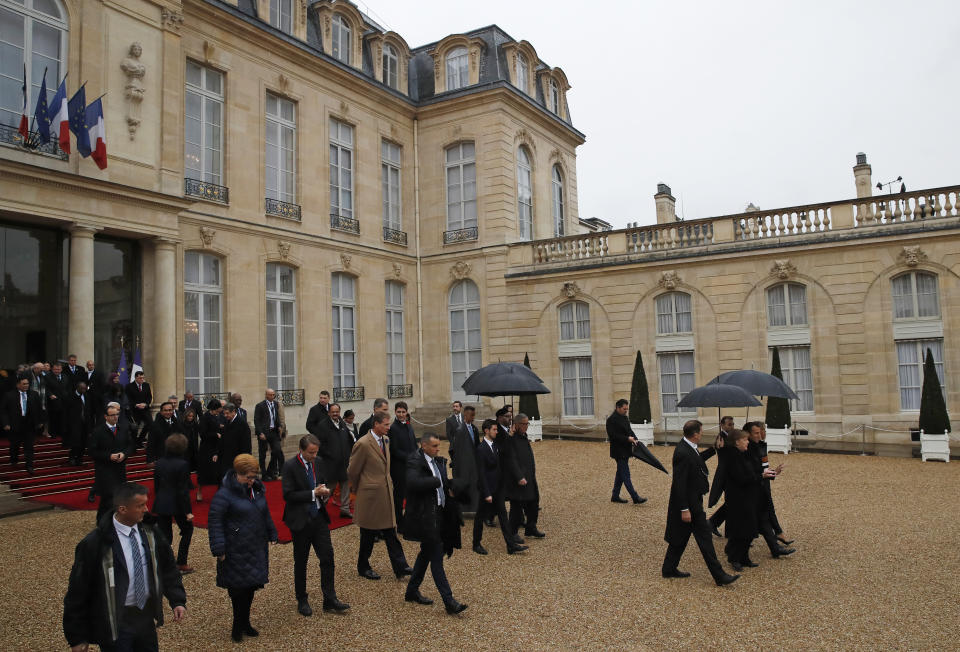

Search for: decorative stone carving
xmin=516 ymin=129 xmax=536 ymax=153
xmin=770 ymin=259 xmax=797 ymax=280
xmin=561 ymin=281 xmax=580 ymax=298
xmin=340 ymin=253 xmax=352 ymax=270
xmin=899 ymin=245 xmax=927 ymax=267
xmin=450 ymin=260 xmax=471 ymax=280
xmin=199 ymin=226 xmax=216 ymax=246
xmin=339 ymin=100 xmax=348 ymax=115
xmin=392 ymin=263 xmax=402 ymax=278
xmin=203 ymin=40 xmax=215 ymax=62
xmin=452 ymin=125 xmax=462 ymax=138
xmin=299 ymin=0 xmax=308 ymax=30
xmin=278 ymin=74 xmax=290 ymax=95
xmin=160 ymin=8 xmax=184 ymax=31
xmin=657 ymin=271 xmax=681 ymax=290
xmin=278 ymin=241 xmax=291 ymax=259
xmin=120 ymin=43 xmax=146 ymax=140
xmin=389 ymin=123 xmax=398 ymax=138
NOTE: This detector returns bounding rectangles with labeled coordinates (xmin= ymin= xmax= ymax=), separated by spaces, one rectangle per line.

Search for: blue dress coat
xmin=208 ymin=471 xmax=277 ymax=589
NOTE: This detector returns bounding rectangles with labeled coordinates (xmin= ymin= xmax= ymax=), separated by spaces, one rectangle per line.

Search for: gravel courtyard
xmin=1 ymin=440 xmax=958 ymax=651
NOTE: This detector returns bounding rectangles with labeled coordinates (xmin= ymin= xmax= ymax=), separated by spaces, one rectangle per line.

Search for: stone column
xmin=153 ymin=238 xmax=178 ymax=400
xmin=67 ymin=224 xmax=99 ymax=358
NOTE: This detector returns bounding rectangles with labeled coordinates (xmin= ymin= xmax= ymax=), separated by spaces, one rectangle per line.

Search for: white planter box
xmin=527 ymin=418 xmax=543 ymax=442
xmin=920 ymin=431 xmax=950 ymax=463
xmin=765 ymin=426 xmax=792 ymax=455
xmin=631 ymin=422 xmax=654 ymax=446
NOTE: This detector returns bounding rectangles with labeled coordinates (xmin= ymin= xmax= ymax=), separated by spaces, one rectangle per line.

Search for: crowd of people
xmin=11 ymin=369 xmax=795 ymax=650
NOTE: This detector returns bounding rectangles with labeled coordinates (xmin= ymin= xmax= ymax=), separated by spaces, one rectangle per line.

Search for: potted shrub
xmin=628 ymin=351 xmax=654 ymax=446
xmin=918 ymin=348 xmax=951 ymax=462
xmin=764 ymin=347 xmax=793 ymax=454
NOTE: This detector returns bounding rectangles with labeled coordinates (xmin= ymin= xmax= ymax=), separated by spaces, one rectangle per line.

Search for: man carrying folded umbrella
xmin=606 ymin=399 xmax=647 ymax=505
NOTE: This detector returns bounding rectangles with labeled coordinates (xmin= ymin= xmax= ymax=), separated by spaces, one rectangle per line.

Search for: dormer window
xmin=549 ymin=79 xmax=560 ymax=114
xmin=446 ymin=47 xmax=468 ymax=90
xmin=516 ymin=52 xmax=528 ymax=94
xmin=331 ymin=14 xmax=351 ymax=65
xmin=382 ymin=44 xmax=398 ymax=89
xmin=269 ymin=0 xmax=292 ymax=34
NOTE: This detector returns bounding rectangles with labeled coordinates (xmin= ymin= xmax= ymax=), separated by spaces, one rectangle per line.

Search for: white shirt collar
xmin=113 ymin=516 xmax=136 ymax=538
xmin=683 ymin=437 xmax=700 ymax=451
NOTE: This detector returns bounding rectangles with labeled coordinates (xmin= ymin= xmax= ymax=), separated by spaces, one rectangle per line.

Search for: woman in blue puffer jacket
xmin=208 ymin=454 xmax=278 ymax=643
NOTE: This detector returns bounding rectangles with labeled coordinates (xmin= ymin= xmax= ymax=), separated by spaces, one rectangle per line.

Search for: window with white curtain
xmin=515 ymin=52 xmax=528 ymax=93
xmin=658 ymin=352 xmax=695 ymax=414
xmin=265 ymin=93 xmax=296 ymax=204
xmin=445 ymin=46 xmax=468 ymax=90
xmin=382 ymin=140 xmax=401 ymax=230
xmin=655 ymin=292 xmax=693 ymax=335
xmin=184 ymin=61 xmax=223 ymax=185
xmin=767 ymin=283 xmax=807 ymax=327
xmin=329 ymin=118 xmax=354 ymax=218
xmin=331 ymin=14 xmax=351 ymax=64
xmin=896 ymin=339 xmax=945 ymax=411
xmin=449 ymin=280 xmax=481 ymax=396
xmin=269 ymin=0 xmax=292 ymax=34
xmin=891 ymin=272 xmax=940 ymax=319
xmin=561 ymin=357 xmax=594 ymax=416
xmin=266 ymin=263 xmax=296 ymax=390
xmin=517 ymin=146 xmax=533 ymax=240
xmin=385 ymin=281 xmax=405 ymax=386
xmin=559 ymin=301 xmax=590 ymax=341
xmin=445 ymin=142 xmax=476 ymax=231
xmin=552 ymin=165 xmax=564 ymax=237
xmin=332 ymin=273 xmax=357 ymax=388
xmin=382 ymin=43 xmax=398 ymax=89
xmin=0 ymin=0 xmax=67 ymax=129
xmin=184 ymin=252 xmax=223 ymax=394
xmin=774 ymin=346 xmax=813 ymax=413
xmin=549 ymin=79 xmax=560 ymax=114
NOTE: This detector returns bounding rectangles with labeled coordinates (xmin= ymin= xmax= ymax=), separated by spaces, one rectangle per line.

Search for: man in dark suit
xmin=281 ymin=435 xmax=350 ymax=617
xmin=358 ymin=397 xmax=389 ymax=437
xmin=662 ymin=419 xmax=739 ymax=586
xmin=84 ymin=360 xmax=106 ymax=403
xmin=473 ymin=419 xmax=527 ymax=555
xmin=450 ymin=405 xmax=480 ymax=514
xmin=709 ymin=415 xmax=736 ymax=536
xmin=505 ymin=413 xmax=544 ymax=539
xmin=125 ymin=371 xmax=153 ymax=447
xmin=305 ymin=391 xmax=333 ymax=440
xmin=28 ymin=362 xmax=48 ymax=434
xmin=1 ymin=376 xmax=44 ymax=473
xmin=44 ymin=361 xmax=70 ymax=438
xmin=318 ymin=403 xmax=354 ymax=518
xmin=388 ymin=401 xmax=418 ymax=533
xmin=65 ymin=381 xmax=97 ymax=466
xmin=63 ymin=482 xmax=187 ymax=651
xmin=444 ymin=401 xmax=463 ymax=443
xmin=219 ymin=403 xmax=252 ymax=475
xmin=402 ymin=434 xmax=467 ymax=614
xmin=606 ymin=399 xmax=646 ymax=504
xmin=255 ymin=389 xmax=285 ymax=481
xmin=230 ymin=392 xmax=248 ymax=424
xmin=64 ymin=354 xmax=84 ymax=389
xmin=147 ymin=402 xmax=183 ymax=463
xmin=178 ymin=391 xmax=202 ymax=419
xmin=89 ymin=404 xmax=137 ymax=522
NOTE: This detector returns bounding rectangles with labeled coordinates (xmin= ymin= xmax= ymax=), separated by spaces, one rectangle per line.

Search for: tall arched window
xmin=266 ymin=263 xmax=296 ymax=390
xmin=559 ymin=301 xmax=590 ymax=341
xmin=517 ymin=146 xmax=533 ymax=240
xmin=515 ymin=52 xmax=528 ymax=93
xmin=655 ymin=292 xmax=692 ymax=335
xmin=382 ymin=43 xmax=398 ymax=89
xmin=446 ymin=141 xmax=476 ymax=232
xmin=385 ymin=281 xmax=405 ymax=387
xmin=892 ymin=271 xmax=939 ymax=319
xmin=446 ymin=46 xmax=468 ymax=90
xmin=332 ymin=273 xmax=356 ymax=389
xmin=449 ymin=280 xmax=481 ymax=396
xmin=766 ymin=283 xmax=807 ymax=327
xmin=0 ymin=0 xmax=67 ymax=129
xmin=552 ymin=165 xmax=565 ymax=237
xmin=269 ymin=0 xmax=292 ymax=33
xmin=184 ymin=252 xmax=223 ymax=394
xmin=558 ymin=301 xmax=593 ymax=416
xmin=331 ymin=14 xmax=351 ymax=64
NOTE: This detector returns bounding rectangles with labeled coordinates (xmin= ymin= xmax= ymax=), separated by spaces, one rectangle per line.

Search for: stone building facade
xmin=1 ymin=0 xmax=957 ymax=447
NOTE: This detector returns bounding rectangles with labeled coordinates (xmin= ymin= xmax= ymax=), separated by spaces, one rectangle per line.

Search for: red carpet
xmin=0 ymin=438 xmax=353 ymax=543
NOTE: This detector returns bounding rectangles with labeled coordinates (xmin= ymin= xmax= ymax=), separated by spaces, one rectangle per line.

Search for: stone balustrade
xmin=533 ymin=232 xmax=609 ymax=263
xmin=853 ymin=186 xmax=960 ymax=227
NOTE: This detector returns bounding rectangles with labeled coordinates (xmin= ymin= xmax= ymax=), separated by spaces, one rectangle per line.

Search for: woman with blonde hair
xmin=208 ymin=454 xmax=278 ymax=642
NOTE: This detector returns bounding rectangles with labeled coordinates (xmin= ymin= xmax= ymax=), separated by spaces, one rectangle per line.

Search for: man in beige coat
xmin=348 ymin=412 xmax=412 ymax=580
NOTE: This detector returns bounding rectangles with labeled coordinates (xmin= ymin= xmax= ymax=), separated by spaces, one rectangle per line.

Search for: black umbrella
xmin=708 ymin=370 xmax=799 ymax=400
xmin=461 ymin=362 xmax=551 ymax=397
xmin=631 ymin=441 xmax=668 ymax=474
xmin=676 ymin=383 xmax=762 ymax=426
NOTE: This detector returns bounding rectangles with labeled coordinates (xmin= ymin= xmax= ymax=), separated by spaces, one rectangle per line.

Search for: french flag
xmin=18 ymin=64 xmax=29 ymax=140
xmin=85 ymin=98 xmax=107 ymax=169
xmin=47 ymin=78 xmax=70 ymax=153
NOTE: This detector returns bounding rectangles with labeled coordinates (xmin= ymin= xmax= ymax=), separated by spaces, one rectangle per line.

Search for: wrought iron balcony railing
xmin=265 ymin=197 xmax=302 ymax=221
xmin=382 ymin=226 xmax=408 ymax=246
xmin=387 ymin=383 xmax=413 ymax=399
xmin=276 ymin=388 xmax=305 ymax=406
xmin=333 ymin=386 xmax=365 ymax=402
xmin=331 ymin=213 xmax=360 ymax=234
xmin=443 ymin=226 xmax=478 ymax=244
xmin=0 ymin=122 xmax=68 ymax=160
xmin=185 ymin=178 xmax=229 ymax=203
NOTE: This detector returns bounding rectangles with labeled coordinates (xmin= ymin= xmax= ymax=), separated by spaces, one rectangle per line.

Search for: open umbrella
xmin=708 ymin=370 xmax=799 ymax=400
xmin=676 ymin=383 xmax=762 ymax=426
xmin=631 ymin=441 xmax=668 ymax=474
xmin=461 ymin=362 xmax=551 ymax=397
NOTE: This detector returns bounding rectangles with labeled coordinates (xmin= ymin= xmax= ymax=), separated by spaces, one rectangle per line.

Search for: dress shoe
xmin=243 ymin=625 xmax=258 ymax=637
xmin=507 ymin=544 xmax=528 ymax=554
xmin=662 ymin=569 xmax=691 ymax=578
xmin=711 ymin=525 xmax=723 ymax=538
xmin=513 ymin=535 xmax=526 ymax=545
xmin=772 ymin=547 xmax=796 ymax=558
xmin=715 ymin=573 xmax=740 ymax=587
xmin=524 ymin=529 xmax=545 ymax=539
xmin=484 ymin=518 xmax=495 ymax=527
xmin=472 ymin=545 xmax=488 ymax=555
xmin=297 ymin=598 xmax=313 ymax=616
xmin=444 ymin=599 xmax=468 ymax=615
xmin=231 ymin=625 xmax=243 ymax=642
xmin=730 ymin=561 xmax=743 ymax=572
xmin=777 ymin=535 xmax=795 ymax=545
xmin=358 ymin=569 xmax=381 ymax=580
xmin=395 ymin=566 xmax=413 ymax=579
xmin=633 ymin=496 xmax=648 ymax=504
xmin=323 ymin=598 xmax=350 ymax=612
xmin=405 ymin=590 xmax=433 ymax=605
xmin=611 ymin=496 xmax=628 ymax=504
xmin=740 ymin=559 xmax=759 ymax=568
xmin=177 ymin=564 xmax=195 ymax=574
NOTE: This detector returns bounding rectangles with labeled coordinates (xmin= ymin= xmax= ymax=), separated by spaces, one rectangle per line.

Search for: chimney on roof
xmin=853 ymin=152 xmax=872 ymax=198
xmin=655 ymin=183 xmax=676 ymax=224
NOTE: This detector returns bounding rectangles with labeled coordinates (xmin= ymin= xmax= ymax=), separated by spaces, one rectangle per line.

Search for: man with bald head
xmin=254 ymin=389 xmax=285 ymax=481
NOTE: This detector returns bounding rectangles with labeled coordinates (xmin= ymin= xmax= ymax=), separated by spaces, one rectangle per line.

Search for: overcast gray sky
xmin=363 ymin=0 xmax=960 ymax=228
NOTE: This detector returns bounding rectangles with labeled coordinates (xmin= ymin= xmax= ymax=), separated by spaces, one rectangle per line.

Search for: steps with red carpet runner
xmin=0 ymin=437 xmax=353 ymax=542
